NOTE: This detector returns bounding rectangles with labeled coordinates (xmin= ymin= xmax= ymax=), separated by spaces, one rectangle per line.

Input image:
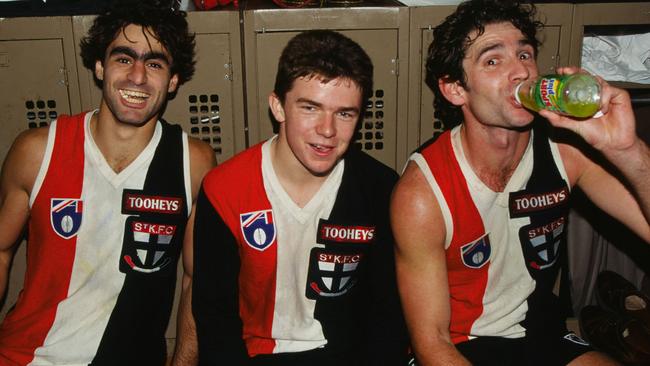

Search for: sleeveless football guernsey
xmin=411 ymin=125 xmax=570 ymax=344
xmin=0 ymin=111 xmax=191 ymax=365
xmin=193 ymin=138 xmax=407 ymax=365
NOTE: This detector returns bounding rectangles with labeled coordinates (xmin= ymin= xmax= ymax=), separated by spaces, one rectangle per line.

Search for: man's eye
xmin=486 ymin=59 xmax=497 ymax=66
xmin=117 ymin=58 xmax=131 ymax=64
xmin=520 ymin=52 xmax=532 ymax=60
xmin=148 ymin=62 xmax=163 ymax=69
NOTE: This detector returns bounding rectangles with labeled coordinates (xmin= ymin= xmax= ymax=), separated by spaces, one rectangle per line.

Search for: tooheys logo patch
xmin=317 ymin=222 xmax=375 ymax=245
xmin=509 ymin=187 xmax=569 ymax=218
xmin=122 ymin=189 xmax=183 ymax=215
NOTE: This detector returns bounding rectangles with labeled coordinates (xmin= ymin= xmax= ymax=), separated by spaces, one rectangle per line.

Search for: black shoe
xmin=596 ymin=270 xmax=650 ymax=329
xmin=580 ymin=305 xmax=650 ymax=365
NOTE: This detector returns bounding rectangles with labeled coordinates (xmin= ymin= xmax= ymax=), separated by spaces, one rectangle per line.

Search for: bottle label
xmin=539 ymin=77 xmax=561 ymax=112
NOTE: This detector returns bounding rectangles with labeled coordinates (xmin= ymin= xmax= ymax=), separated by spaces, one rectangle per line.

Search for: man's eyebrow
xmin=474 ymin=42 xmax=503 ymax=61
xmin=109 ymin=46 xmax=171 ymax=65
xmin=295 ymin=97 xmax=323 ymax=107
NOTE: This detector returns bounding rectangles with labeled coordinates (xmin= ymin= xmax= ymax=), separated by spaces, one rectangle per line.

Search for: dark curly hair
xmin=274 ymin=30 xmax=373 ymax=106
xmin=425 ymin=0 xmax=543 ymax=129
xmin=80 ymin=0 xmax=196 ymax=87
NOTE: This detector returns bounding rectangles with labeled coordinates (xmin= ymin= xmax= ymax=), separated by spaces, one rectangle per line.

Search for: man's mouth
xmin=310 ymin=143 xmax=333 ymax=154
xmin=119 ymin=89 xmax=149 ymax=104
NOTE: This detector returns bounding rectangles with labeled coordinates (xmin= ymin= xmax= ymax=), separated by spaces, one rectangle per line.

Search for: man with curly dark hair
xmin=0 ymin=1 xmax=215 ymax=364
xmin=391 ymin=0 xmax=650 ymax=365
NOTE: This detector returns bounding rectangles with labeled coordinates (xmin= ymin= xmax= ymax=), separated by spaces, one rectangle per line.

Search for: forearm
xmin=605 ymin=139 xmax=650 ymax=223
xmin=0 ymin=248 xmax=15 ymax=301
xmin=172 ymin=276 xmax=197 ymax=366
xmin=413 ymin=338 xmax=471 ymax=366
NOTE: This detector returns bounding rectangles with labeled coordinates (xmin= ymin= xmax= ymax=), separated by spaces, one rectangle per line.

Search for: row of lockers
xmin=0 ymin=2 xmax=648 ymax=342
xmin=1 ymin=2 xmax=648 ymax=170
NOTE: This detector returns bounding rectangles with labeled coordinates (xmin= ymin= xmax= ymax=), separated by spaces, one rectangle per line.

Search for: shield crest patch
xmin=306 ymin=247 xmax=364 ymax=299
xmin=460 ymin=233 xmax=491 ymax=269
xmin=240 ymin=210 xmax=276 ymax=251
xmin=120 ymin=216 xmax=177 ymax=275
xmin=50 ymin=198 xmax=83 ymax=239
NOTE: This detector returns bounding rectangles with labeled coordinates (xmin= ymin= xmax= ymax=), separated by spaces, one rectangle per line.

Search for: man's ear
xmin=168 ymin=74 xmax=179 ymax=93
xmin=438 ymin=76 xmax=466 ymax=106
xmin=269 ymin=92 xmax=286 ymax=123
xmin=95 ymin=60 xmax=104 ymax=81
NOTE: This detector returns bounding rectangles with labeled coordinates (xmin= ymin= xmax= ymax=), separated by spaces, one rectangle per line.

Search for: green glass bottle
xmin=515 ymin=74 xmax=601 ymax=118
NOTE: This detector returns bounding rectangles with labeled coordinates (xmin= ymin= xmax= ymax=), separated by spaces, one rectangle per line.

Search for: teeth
xmin=119 ymin=89 xmax=149 ymax=104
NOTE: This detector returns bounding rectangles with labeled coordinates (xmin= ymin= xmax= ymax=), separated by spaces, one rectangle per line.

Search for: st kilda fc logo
xmin=306 ymin=247 xmax=364 ymax=299
xmin=520 ymin=216 xmax=565 ymax=270
xmin=120 ymin=215 xmax=176 ymax=274
xmin=50 ymin=198 xmax=83 ymax=239
xmin=240 ymin=210 xmax=276 ymax=251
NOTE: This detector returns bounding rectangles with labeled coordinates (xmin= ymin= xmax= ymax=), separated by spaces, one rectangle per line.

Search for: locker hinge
xmin=58 ymin=67 xmax=69 ymax=86
xmin=550 ymin=54 xmax=561 ymax=70
xmin=224 ymin=61 xmax=233 ymax=81
xmin=391 ymin=58 xmax=399 ymax=77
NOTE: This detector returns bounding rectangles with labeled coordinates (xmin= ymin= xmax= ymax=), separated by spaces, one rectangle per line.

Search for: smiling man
xmin=0 ymin=1 xmax=215 ymax=364
xmin=180 ymin=30 xmax=408 ymax=365
xmin=391 ymin=0 xmax=650 ymax=365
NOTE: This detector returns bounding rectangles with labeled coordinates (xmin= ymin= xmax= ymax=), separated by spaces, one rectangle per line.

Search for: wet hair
xmin=273 ymin=30 xmax=373 ymax=105
xmin=425 ymin=0 xmax=542 ymax=129
xmin=79 ymin=0 xmax=196 ymax=86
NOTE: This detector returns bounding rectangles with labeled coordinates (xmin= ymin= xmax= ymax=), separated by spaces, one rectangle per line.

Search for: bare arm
xmin=172 ymin=212 xmax=199 ymax=366
xmin=545 ymin=68 xmax=650 ymax=242
xmin=0 ymin=128 xmax=47 ymax=301
xmin=391 ymin=163 xmax=471 ymax=366
xmin=172 ymin=138 xmax=216 ymax=366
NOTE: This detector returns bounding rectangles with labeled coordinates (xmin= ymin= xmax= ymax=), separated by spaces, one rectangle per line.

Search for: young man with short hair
xmin=184 ymin=30 xmax=408 ymax=365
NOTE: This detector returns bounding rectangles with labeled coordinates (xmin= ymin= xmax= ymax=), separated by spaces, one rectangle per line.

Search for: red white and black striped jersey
xmin=412 ymin=125 xmax=571 ymax=344
xmin=192 ymin=138 xmax=408 ymax=365
xmin=0 ymin=112 xmax=191 ymax=365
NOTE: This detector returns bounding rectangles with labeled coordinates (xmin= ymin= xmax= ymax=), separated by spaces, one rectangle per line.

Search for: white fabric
xmin=582 ymin=33 xmax=650 ymax=84
xmin=260 ymin=137 xmax=344 ymax=354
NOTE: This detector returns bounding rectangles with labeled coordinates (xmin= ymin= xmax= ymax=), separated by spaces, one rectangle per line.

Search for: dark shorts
xmin=455 ymin=330 xmax=593 ymax=366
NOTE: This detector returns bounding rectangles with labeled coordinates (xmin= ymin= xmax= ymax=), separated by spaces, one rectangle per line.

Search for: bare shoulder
xmin=187 ymin=137 xmax=217 ymax=199
xmin=391 ymin=162 xmax=437 ymax=217
xmin=390 ymin=162 xmax=445 ymax=247
xmin=1 ymin=127 xmax=49 ymax=192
